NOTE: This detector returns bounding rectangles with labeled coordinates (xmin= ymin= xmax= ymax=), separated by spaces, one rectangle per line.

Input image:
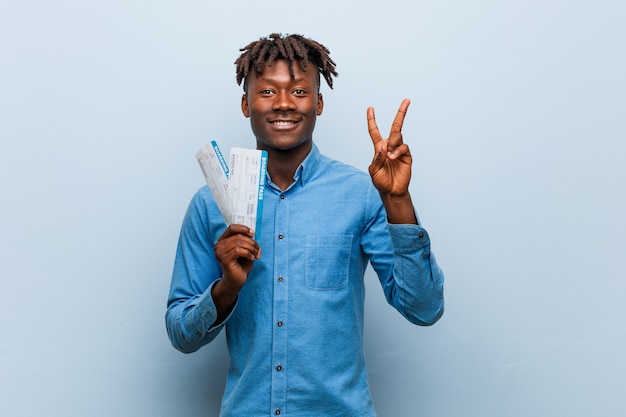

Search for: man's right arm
xmin=165 ymin=192 xmax=260 ymax=353
xmin=165 ymin=192 xmax=224 ymax=353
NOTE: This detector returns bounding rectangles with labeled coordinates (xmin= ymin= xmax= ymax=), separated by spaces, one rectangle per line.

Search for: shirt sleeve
xmin=165 ymin=189 xmax=234 ymax=353
xmin=364 ymin=188 xmax=445 ymax=326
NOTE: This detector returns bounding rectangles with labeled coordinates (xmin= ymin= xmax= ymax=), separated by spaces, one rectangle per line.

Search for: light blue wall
xmin=1 ymin=1 xmax=624 ymax=416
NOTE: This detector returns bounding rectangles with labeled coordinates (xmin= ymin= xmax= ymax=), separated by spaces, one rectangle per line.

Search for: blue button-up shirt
xmin=166 ymin=145 xmax=444 ymax=416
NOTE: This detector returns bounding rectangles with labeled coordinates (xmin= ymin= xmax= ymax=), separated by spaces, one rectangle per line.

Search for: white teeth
xmin=271 ymin=121 xmax=295 ymax=125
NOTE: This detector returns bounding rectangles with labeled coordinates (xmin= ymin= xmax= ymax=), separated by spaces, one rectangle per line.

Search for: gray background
xmin=1 ymin=0 xmax=624 ymax=416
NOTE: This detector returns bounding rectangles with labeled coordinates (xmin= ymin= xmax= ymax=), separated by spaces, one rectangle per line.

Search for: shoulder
xmin=316 ymin=153 xmax=372 ymax=185
xmin=187 ymin=186 xmax=213 ymax=212
xmin=180 ymin=186 xmax=228 ymax=241
xmin=184 ymin=186 xmax=222 ymax=224
xmin=313 ymin=153 xmax=383 ymax=215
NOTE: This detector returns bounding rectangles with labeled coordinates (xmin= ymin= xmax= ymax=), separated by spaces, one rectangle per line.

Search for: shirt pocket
xmin=305 ymin=234 xmax=353 ymax=290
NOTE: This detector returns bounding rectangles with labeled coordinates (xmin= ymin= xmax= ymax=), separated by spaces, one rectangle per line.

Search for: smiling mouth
xmin=270 ymin=120 xmax=297 ymax=126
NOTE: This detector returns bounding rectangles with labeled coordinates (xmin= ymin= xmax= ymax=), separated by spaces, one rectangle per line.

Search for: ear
xmin=316 ymin=93 xmax=324 ymax=116
xmin=241 ymin=94 xmax=250 ymax=118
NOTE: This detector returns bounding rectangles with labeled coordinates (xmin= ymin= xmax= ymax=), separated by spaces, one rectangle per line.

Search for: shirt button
xmin=276 ymin=364 xmax=282 ymax=371
xmin=280 ymin=194 xmax=285 ymax=200
xmin=275 ymin=410 xmax=281 ymax=415
xmin=277 ymin=320 xmax=283 ymax=327
xmin=278 ymin=234 xmax=283 ymax=240
xmin=419 ymin=233 xmax=424 ymax=238
xmin=278 ymin=276 xmax=284 ymax=283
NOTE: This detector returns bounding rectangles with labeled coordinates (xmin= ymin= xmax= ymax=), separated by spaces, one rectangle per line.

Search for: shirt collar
xmin=292 ymin=143 xmax=321 ymax=187
xmin=265 ymin=143 xmax=322 ymax=192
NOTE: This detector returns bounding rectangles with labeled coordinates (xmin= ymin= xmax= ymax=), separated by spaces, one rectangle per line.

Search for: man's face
xmin=242 ymin=59 xmax=323 ymax=152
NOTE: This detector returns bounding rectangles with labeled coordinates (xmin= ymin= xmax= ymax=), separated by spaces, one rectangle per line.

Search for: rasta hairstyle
xmin=235 ymin=33 xmax=338 ymax=91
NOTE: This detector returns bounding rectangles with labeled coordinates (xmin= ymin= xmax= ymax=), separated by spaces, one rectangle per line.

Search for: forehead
xmin=248 ymin=59 xmax=319 ymax=85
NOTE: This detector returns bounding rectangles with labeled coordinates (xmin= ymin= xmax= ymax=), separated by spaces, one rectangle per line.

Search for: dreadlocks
xmin=235 ymin=33 xmax=338 ymax=91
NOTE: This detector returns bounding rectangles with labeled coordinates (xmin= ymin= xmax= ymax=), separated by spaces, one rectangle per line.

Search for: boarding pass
xmin=196 ymin=141 xmax=268 ymax=236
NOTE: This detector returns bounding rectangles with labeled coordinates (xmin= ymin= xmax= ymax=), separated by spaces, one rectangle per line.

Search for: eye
xmin=293 ymin=89 xmax=307 ymax=96
xmin=259 ymin=89 xmax=274 ymax=96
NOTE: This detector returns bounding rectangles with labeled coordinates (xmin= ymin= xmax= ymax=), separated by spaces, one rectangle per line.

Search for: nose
xmin=272 ymin=90 xmax=295 ymax=111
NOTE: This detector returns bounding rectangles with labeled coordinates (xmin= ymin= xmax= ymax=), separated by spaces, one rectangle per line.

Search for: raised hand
xmin=367 ymin=98 xmax=413 ymax=197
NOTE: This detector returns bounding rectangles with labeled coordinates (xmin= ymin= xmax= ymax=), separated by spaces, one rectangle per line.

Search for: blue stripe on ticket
xmin=254 ymin=150 xmax=268 ymax=237
xmin=211 ymin=140 xmax=229 ymax=178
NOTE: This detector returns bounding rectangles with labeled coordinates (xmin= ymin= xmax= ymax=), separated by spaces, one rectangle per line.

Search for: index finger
xmin=367 ymin=106 xmax=383 ymax=145
xmin=219 ymin=224 xmax=254 ymax=240
xmin=389 ymin=98 xmax=411 ymax=135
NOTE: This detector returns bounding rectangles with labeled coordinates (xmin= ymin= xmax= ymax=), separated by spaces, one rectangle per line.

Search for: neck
xmin=259 ymin=141 xmax=313 ymax=190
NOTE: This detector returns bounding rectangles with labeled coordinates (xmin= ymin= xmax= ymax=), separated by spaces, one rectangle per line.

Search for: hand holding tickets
xmin=196 ymin=141 xmax=268 ymax=236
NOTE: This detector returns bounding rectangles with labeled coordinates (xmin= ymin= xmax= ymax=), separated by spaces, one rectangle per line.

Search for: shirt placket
xmin=270 ymin=191 xmax=288 ymax=416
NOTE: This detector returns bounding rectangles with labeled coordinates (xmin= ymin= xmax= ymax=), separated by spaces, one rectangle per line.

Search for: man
xmin=166 ymin=33 xmax=444 ymax=416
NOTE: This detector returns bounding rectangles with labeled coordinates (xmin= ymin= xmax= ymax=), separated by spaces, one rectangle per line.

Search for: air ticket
xmin=196 ymin=141 xmax=268 ymax=236
xmin=196 ymin=140 xmax=231 ymax=223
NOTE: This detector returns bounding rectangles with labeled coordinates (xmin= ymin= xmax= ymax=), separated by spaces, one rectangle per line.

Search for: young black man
xmin=166 ymin=33 xmax=444 ymax=417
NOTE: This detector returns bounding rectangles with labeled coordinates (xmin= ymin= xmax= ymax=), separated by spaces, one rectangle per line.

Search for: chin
xmin=259 ymin=138 xmax=312 ymax=152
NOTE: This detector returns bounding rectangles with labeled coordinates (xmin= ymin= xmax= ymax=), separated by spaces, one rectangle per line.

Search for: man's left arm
xmin=366 ymin=98 xmax=444 ymax=324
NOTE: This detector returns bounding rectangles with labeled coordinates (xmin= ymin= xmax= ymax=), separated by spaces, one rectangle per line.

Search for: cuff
xmin=191 ymin=280 xmax=238 ymax=335
xmin=387 ymin=223 xmax=431 ymax=253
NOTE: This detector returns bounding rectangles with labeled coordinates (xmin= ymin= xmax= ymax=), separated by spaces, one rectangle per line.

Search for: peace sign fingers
xmin=367 ymin=99 xmax=411 ymax=147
